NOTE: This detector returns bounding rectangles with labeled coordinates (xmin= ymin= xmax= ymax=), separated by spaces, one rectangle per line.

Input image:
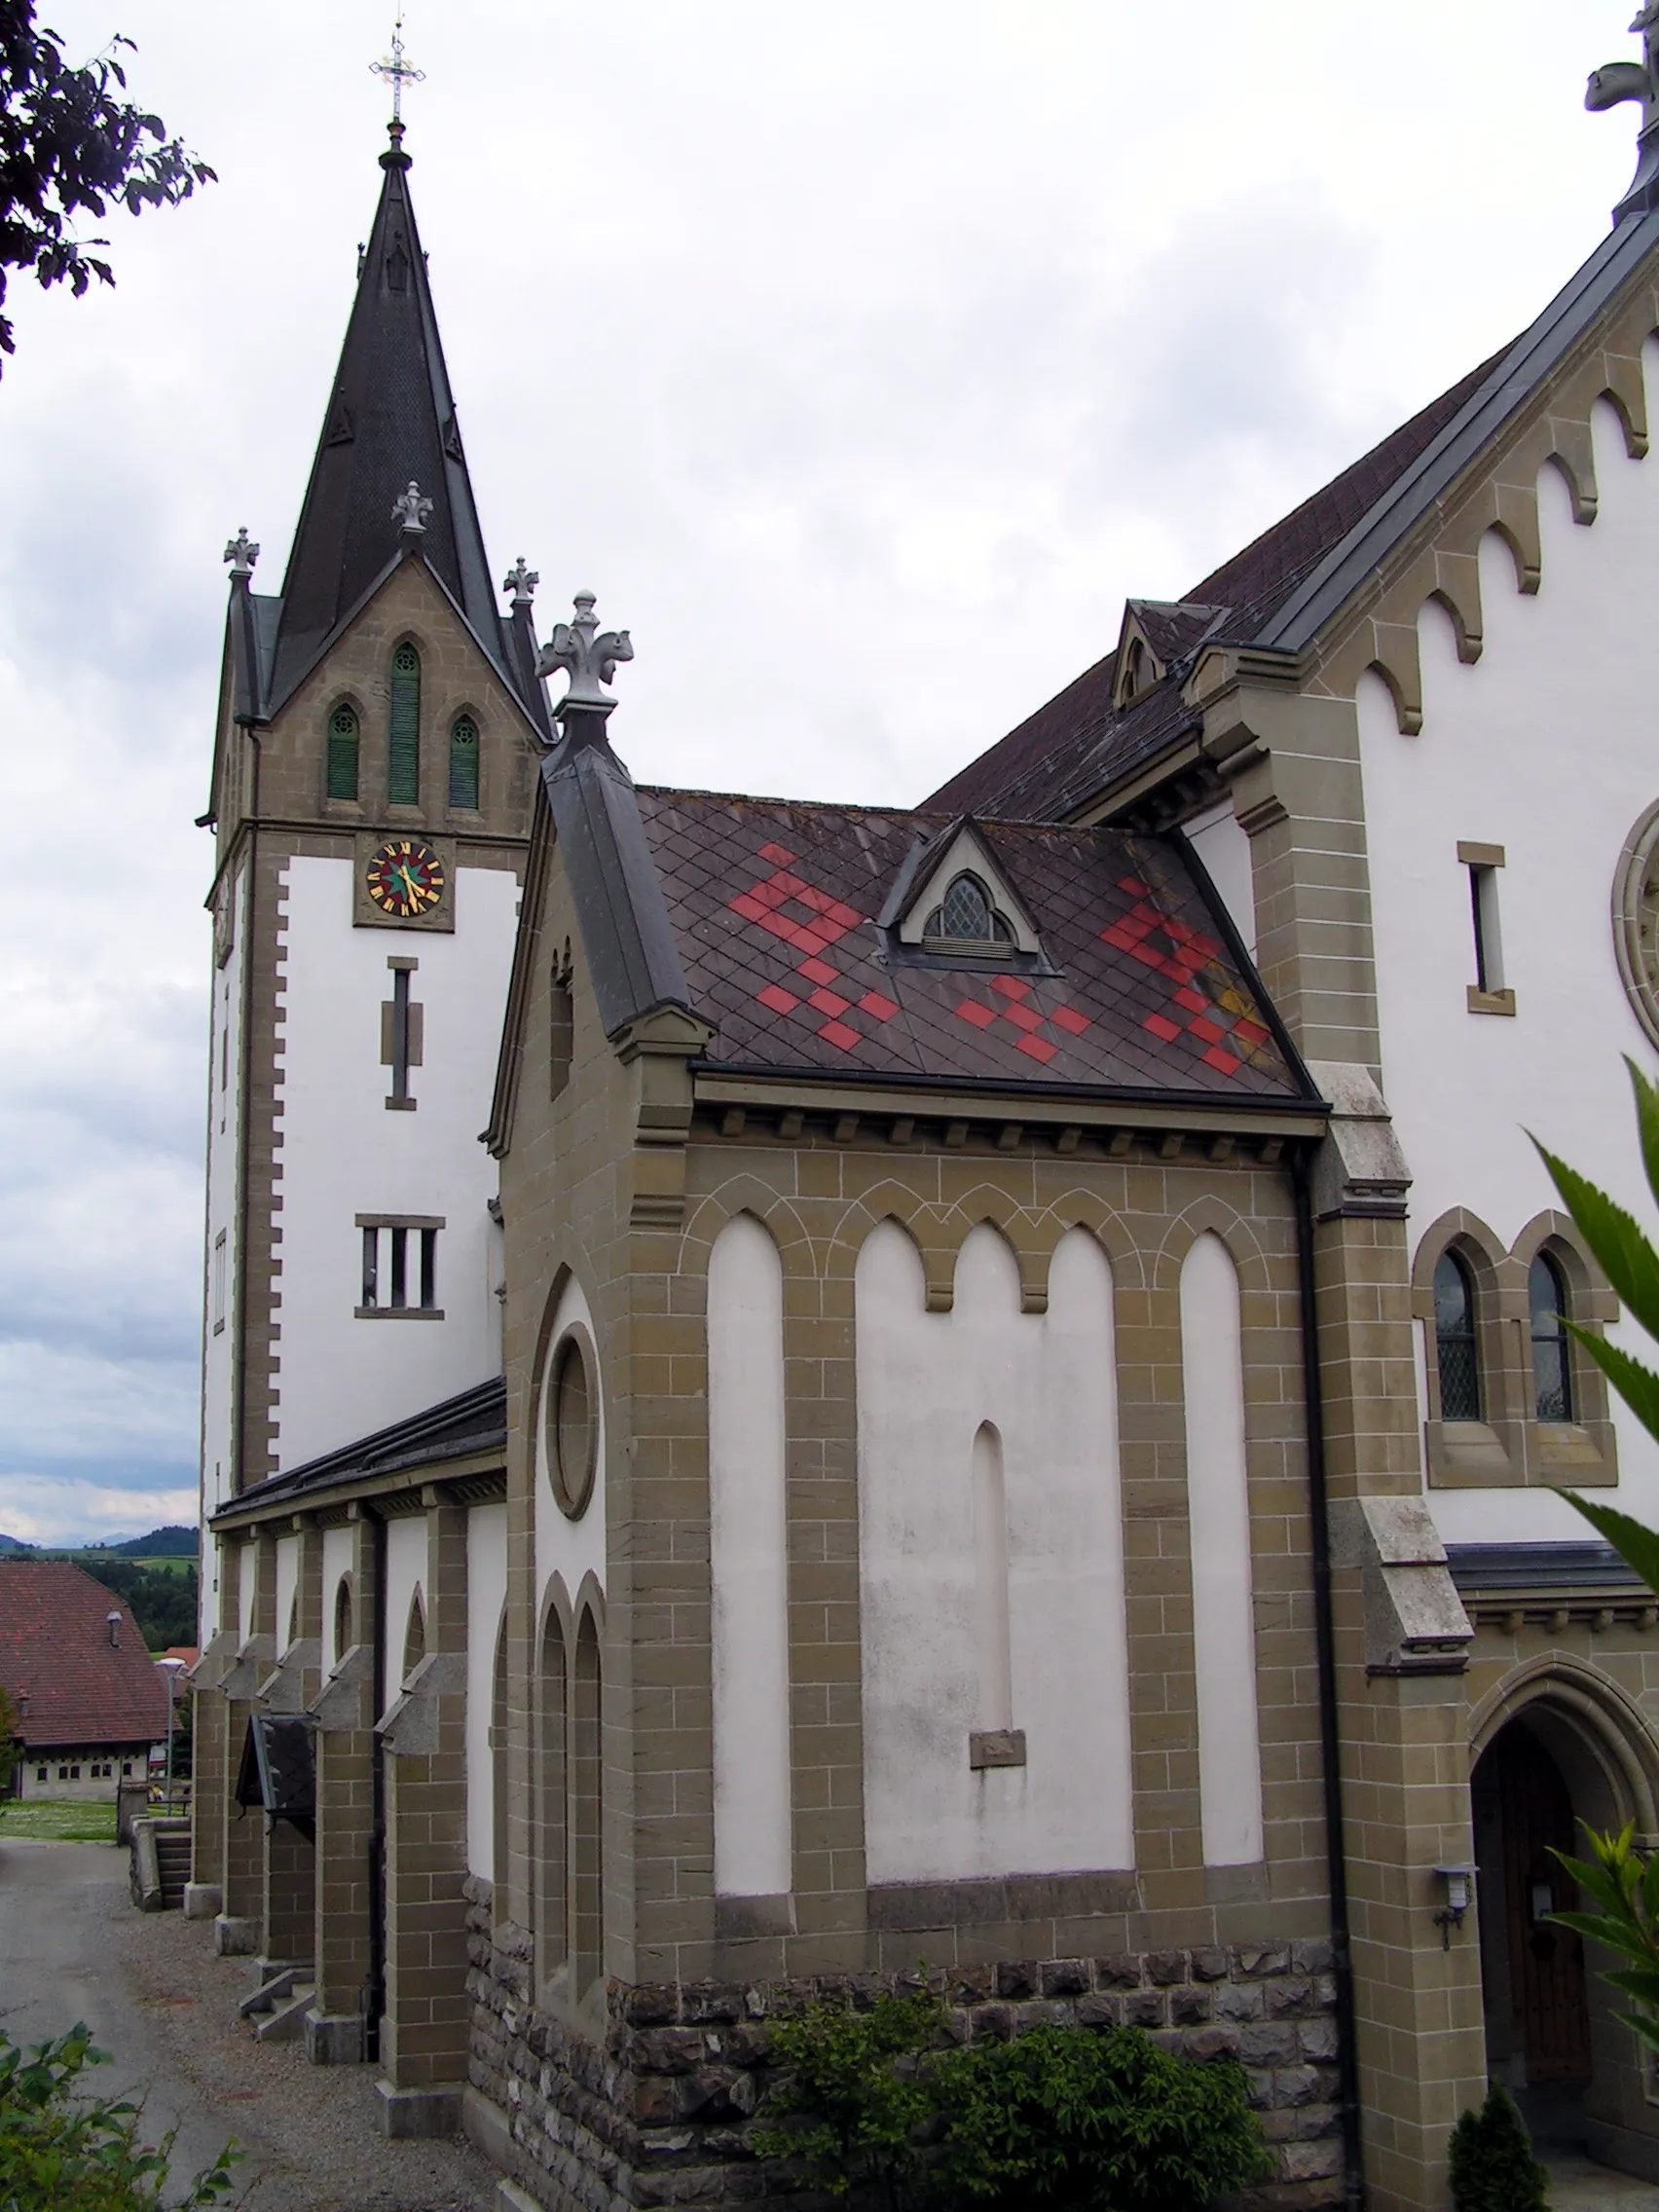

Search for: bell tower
xmin=200 ymin=114 xmax=550 ymax=1548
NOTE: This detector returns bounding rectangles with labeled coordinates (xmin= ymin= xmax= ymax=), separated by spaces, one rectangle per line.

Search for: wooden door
xmin=1495 ymin=1723 xmax=1592 ymax=2084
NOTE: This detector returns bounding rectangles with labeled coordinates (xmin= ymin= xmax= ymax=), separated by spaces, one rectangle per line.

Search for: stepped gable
xmin=0 ymin=1561 xmax=168 ymax=1749
xmin=635 ymin=788 xmax=1309 ymax=1101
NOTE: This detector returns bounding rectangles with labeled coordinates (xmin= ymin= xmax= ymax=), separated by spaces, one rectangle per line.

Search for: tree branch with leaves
xmin=0 ymin=0 xmax=212 ymax=374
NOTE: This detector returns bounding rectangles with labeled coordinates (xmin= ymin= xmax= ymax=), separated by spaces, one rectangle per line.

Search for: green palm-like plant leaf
xmin=1550 ymin=1489 xmax=1659 ymax=1595
xmin=1530 ymin=1137 xmax=1659 ymax=1345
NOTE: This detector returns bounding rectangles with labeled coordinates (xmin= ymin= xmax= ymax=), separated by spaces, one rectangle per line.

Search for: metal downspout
xmin=1292 ymin=1143 xmax=1367 ymax=2210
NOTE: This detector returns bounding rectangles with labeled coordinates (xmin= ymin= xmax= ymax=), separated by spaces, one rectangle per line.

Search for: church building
xmin=189 ymin=22 xmax=1659 ymax=2210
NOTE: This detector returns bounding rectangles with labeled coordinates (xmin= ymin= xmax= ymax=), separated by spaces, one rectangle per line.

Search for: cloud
xmin=0 ymin=1475 xmax=200 ymax=1550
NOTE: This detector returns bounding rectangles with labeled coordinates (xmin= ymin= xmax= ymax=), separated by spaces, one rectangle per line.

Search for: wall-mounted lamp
xmin=1433 ymin=1864 xmax=1474 ymax=1949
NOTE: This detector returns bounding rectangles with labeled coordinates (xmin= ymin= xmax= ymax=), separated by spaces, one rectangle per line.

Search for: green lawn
xmin=0 ymin=1797 xmax=119 ymax=1842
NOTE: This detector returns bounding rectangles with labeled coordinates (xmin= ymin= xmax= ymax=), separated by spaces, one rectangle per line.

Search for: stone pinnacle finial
xmin=503 ymin=556 xmax=538 ymax=608
xmin=535 ymin=591 xmax=634 ymax=719
xmin=223 ymin=527 xmax=259 ymax=579
xmin=1587 ymin=4 xmax=1659 ymax=223
xmin=392 ymin=480 xmax=433 ymax=535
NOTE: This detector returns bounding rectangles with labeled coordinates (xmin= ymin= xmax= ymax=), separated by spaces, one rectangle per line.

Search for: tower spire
xmin=267 ymin=115 xmax=536 ymax=722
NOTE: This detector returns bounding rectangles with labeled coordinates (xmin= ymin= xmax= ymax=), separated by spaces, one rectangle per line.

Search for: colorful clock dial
xmin=366 ymin=838 xmax=445 ymax=919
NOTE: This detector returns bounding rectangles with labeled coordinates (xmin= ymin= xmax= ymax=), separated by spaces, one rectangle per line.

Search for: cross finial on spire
xmin=223 ymin=527 xmax=259 ymax=579
xmin=392 ymin=481 xmax=433 ymax=535
xmin=536 ymin=591 xmax=634 ymax=723
xmin=371 ymin=14 xmax=424 ymax=125
xmin=1588 ymin=5 xmax=1659 ymax=222
xmin=503 ymin=557 xmax=538 ymax=608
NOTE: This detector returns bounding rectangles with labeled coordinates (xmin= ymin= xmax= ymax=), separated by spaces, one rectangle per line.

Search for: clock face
xmin=365 ymin=838 xmax=446 ymax=920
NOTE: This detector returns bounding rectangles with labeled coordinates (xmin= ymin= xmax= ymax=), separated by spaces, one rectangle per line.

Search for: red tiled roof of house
xmin=0 ymin=1562 xmax=169 ymax=1750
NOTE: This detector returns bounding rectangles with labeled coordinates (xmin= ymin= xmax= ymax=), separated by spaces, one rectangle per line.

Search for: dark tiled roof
xmin=0 ymin=1563 xmax=169 ymax=1750
xmin=1446 ymin=1542 xmax=1651 ymax=1597
xmin=636 ymin=789 xmax=1311 ymax=1104
xmin=926 ymin=350 xmax=1503 ymax=823
xmin=215 ymin=1377 xmax=506 ymax=1518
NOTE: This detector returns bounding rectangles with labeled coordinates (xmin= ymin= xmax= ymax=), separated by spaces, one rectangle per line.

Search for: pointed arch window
xmin=448 ymin=713 xmax=479 ymax=809
xmin=924 ymin=871 xmax=1014 ymax=946
xmin=388 ymin=643 xmax=421 ymax=805
xmin=1530 ymin=1252 xmax=1572 ymax=1422
xmin=1433 ymin=1250 xmax=1481 ymax=1422
xmin=326 ymin=704 xmax=360 ymax=800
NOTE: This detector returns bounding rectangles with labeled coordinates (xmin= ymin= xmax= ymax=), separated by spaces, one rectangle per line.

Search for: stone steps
xmin=239 ymin=1963 xmax=316 ymax=2044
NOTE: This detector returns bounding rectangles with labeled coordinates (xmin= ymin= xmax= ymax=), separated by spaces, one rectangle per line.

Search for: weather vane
xmin=371 ymin=15 xmax=424 ymax=124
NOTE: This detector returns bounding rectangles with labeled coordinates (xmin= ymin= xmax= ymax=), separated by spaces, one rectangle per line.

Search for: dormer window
xmin=924 ymin=872 xmax=1014 ymax=948
xmin=1122 ymin=636 xmax=1151 ymax=701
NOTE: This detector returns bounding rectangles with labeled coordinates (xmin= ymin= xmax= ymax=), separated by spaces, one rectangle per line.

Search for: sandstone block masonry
xmin=464 ymin=1881 xmax=1343 ymax=2211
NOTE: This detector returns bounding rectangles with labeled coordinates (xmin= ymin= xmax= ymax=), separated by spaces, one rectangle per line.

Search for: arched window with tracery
xmin=924 ymin=872 xmax=1013 ymax=946
xmin=1434 ymin=1250 xmax=1481 ymax=1422
xmin=326 ymin=703 xmax=359 ymax=800
xmin=388 ymin=643 xmax=421 ymax=804
xmin=449 ymin=714 xmax=479 ymax=809
xmin=1530 ymin=1252 xmax=1572 ymax=1422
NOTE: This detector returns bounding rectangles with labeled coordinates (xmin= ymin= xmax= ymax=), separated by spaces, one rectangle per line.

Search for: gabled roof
xmin=221 ymin=126 xmax=548 ymax=738
xmin=929 ymin=195 xmax=1659 ymax=822
xmin=0 ymin=1563 xmax=169 ymax=1750
xmin=633 ymin=788 xmax=1311 ymax=1104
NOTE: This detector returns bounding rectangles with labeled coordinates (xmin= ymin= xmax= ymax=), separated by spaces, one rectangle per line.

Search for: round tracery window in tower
xmin=1612 ymin=799 xmax=1659 ymax=1051
xmin=545 ymin=1332 xmax=598 ymax=1519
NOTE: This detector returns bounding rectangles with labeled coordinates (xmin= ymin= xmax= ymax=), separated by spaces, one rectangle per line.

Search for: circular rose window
xmin=1613 ymin=800 xmax=1659 ymax=1051
xmin=545 ymin=1332 xmax=597 ymax=1519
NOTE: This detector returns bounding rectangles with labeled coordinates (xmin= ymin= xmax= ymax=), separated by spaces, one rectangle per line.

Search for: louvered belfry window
xmin=449 ymin=713 xmax=479 ymax=809
xmin=1433 ymin=1250 xmax=1481 ymax=1422
xmin=388 ymin=643 xmax=421 ymax=804
xmin=326 ymin=703 xmax=359 ymax=800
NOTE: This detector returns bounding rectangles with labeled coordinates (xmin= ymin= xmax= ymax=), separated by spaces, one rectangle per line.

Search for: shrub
xmin=751 ymin=1985 xmax=943 ymax=2206
xmin=930 ymin=2020 xmax=1272 ymax=2210
xmin=0 ymin=2022 xmax=239 ymax=2209
xmin=1447 ymin=2082 xmax=1549 ymax=2212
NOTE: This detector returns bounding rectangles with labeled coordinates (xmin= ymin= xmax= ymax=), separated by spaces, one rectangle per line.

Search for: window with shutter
xmin=326 ymin=703 xmax=359 ymax=800
xmin=388 ymin=644 xmax=421 ymax=804
xmin=449 ymin=713 xmax=479 ymax=809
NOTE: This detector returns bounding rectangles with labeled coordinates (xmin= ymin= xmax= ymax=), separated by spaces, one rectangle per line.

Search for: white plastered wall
xmin=1181 ymin=1232 xmax=1264 ymax=1866
xmin=856 ymin=1220 xmax=1133 ymax=1885
xmin=1359 ymin=351 xmax=1659 ymax=1542
xmin=384 ymin=1514 xmax=427 ymax=1704
xmin=272 ymin=856 xmax=518 ymax=1472
xmin=321 ymin=1523 xmax=353 ymax=1673
xmin=466 ymin=1502 xmax=509 ymax=1880
xmin=201 ymin=861 xmax=247 ymax=1637
xmin=708 ymin=1214 xmax=792 ymax=1899
xmin=1184 ymin=801 xmax=1256 ymax=957
xmin=275 ymin=1532 xmax=300 ymax=1654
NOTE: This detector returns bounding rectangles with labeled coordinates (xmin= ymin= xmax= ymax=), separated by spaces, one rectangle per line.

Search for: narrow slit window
xmin=1530 ymin=1253 xmax=1573 ymax=1422
xmin=1458 ymin=841 xmax=1508 ymax=1007
xmin=420 ymin=1227 xmax=437 ymax=1310
xmin=389 ymin=1225 xmax=408 ymax=1309
xmin=326 ymin=703 xmax=360 ymax=800
xmin=1433 ymin=1250 xmax=1481 ymax=1422
xmin=449 ymin=714 xmax=479 ymax=809
xmin=361 ymin=1225 xmax=380 ymax=1309
xmin=382 ymin=959 xmax=422 ymax=1110
xmin=388 ymin=644 xmax=421 ymax=805
xmin=212 ymin=1231 xmax=227 ymax=1334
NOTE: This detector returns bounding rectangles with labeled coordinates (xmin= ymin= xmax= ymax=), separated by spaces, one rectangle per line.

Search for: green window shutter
xmin=388 ymin=644 xmax=421 ymax=804
xmin=325 ymin=704 xmax=359 ymax=800
xmin=448 ymin=714 xmax=479 ymax=809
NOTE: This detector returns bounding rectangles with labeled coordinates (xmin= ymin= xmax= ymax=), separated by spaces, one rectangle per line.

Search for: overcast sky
xmin=0 ymin=0 xmax=1644 ymax=1544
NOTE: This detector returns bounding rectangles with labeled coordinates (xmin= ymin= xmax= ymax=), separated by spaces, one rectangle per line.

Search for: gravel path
xmin=0 ymin=1835 xmax=496 ymax=2211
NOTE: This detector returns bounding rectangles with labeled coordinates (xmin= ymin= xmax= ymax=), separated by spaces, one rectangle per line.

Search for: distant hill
xmin=112 ymin=1526 xmax=198 ymax=1558
xmin=0 ymin=1532 xmax=33 ymax=1553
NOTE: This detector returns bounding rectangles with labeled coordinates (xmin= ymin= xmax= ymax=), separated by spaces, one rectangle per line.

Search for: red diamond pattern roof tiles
xmin=635 ymin=789 xmax=1309 ymax=1104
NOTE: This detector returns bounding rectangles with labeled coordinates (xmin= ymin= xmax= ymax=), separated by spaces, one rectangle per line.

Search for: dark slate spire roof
xmin=260 ymin=122 xmax=541 ymax=726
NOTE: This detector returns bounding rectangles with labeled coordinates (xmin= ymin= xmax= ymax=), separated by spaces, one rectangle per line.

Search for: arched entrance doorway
xmin=1471 ymin=1675 xmax=1659 ymax=2180
xmin=1472 ymin=1719 xmax=1591 ymax=2138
